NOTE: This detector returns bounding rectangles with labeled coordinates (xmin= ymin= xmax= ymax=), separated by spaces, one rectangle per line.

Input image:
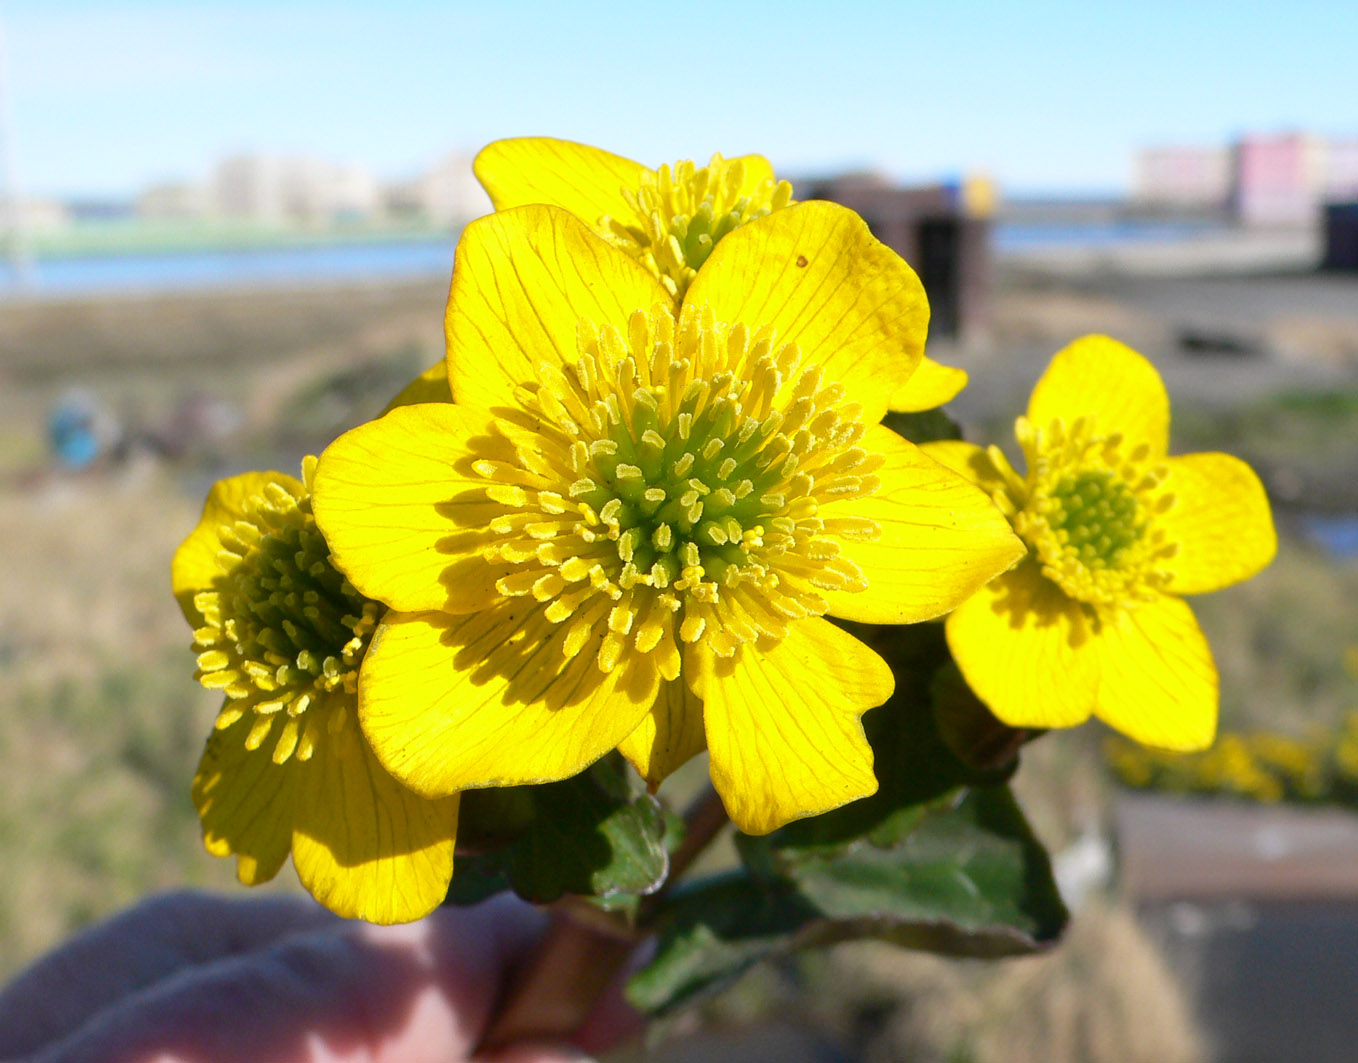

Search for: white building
xmin=409 ymin=152 xmax=491 ymax=226
xmin=137 ymin=181 xmax=211 ymax=220
xmin=1133 ymin=146 xmax=1232 ymax=209
xmin=211 ymin=154 xmax=382 ymax=223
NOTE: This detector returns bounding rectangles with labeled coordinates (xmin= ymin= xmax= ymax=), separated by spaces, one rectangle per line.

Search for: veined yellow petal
xmin=1091 ymin=595 xmax=1218 ymax=751
xmin=381 ymin=360 xmax=452 ymax=414
xmin=888 ymin=356 xmax=969 ymax=412
xmin=1027 ymin=335 xmax=1169 ymax=455
xmin=618 ymin=678 xmax=707 ymax=789
xmin=313 ymin=403 xmax=509 ymax=615
xmin=192 ymin=711 xmax=297 ymax=887
xmin=445 ymin=205 xmax=669 ymax=411
xmin=918 ymin=439 xmax=1016 ymax=502
xmin=823 ymin=425 xmax=1024 ymax=624
xmin=474 ymin=137 xmax=646 ymax=221
xmin=172 ymin=470 xmax=302 ymax=623
xmin=945 ymin=560 xmax=1098 ymax=730
xmin=699 ymin=619 xmax=888 ymax=835
xmin=291 ymin=713 xmax=459 ymax=924
xmin=359 ymin=607 xmax=659 ymax=796
xmin=687 ymin=201 xmax=928 ymax=425
xmin=1160 ymin=452 xmax=1276 ymax=595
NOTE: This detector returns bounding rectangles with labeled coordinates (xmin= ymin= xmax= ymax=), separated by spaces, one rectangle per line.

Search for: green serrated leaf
xmin=444 ymin=754 xmax=670 ymax=907
xmin=625 ymin=872 xmax=817 ymax=1014
xmin=632 ymin=785 xmax=1067 ymax=1017
xmin=790 ymin=787 xmax=1068 ymax=953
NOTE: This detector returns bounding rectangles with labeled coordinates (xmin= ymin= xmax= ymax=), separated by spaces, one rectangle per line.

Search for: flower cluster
xmin=173 ymin=138 xmax=1275 ymax=922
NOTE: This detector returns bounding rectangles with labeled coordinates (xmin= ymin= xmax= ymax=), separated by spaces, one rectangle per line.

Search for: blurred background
xmin=1 ymin=2 xmax=1356 ymax=1060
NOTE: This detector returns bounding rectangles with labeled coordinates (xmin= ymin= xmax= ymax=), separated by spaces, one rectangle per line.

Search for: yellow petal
xmin=1091 ymin=596 xmax=1218 ymax=751
xmin=172 ymin=470 xmax=302 ymax=623
xmin=381 ymin=360 xmax=452 ymax=414
xmin=1028 ymin=335 xmax=1169 ymax=455
xmin=1160 ymin=452 xmax=1276 ymax=595
xmin=445 ymin=205 xmax=669 ymax=412
xmin=359 ymin=606 xmax=659 ymax=796
xmin=888 ymin=356 xmax=969 ymax=412
xmin=313 ymin=403 xmax=510 ymax=614
xmin=687 ymin=201 xmax=928 ymax=425
xmin=291 ymin=711 xmax=459 ymax=924
xmin=917 ymin=439 xmax=1016 ymax=501
xmin=945 ymin=560 xmax=1098 ymax=730
xmin=699 ymin=618 xmax=888 ymax=835
xmin=618 ymin=678 xmax=707 ymax=789
xmin=822 ymin=424 xmax=1024 ymax=624
xmin=192 ymin=710 xmax=298 ymax=886
xmin=729 ymin=154 xmax=776 ymax=196
xmin=474 ymin=137 xmax=646 ymax=222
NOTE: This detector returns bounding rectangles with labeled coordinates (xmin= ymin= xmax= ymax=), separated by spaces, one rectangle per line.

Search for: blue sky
xmin=4 ymin=0 xmax=1357 ymax=198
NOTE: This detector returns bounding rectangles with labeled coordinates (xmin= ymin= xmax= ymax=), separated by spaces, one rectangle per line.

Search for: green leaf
xmin=445 ymin=754 xmax=670 ymax=906
xmin=882 ymin=407 xmax=964 ymax=444
xmin=631 ymin=786 xmax=1067 ymax=1017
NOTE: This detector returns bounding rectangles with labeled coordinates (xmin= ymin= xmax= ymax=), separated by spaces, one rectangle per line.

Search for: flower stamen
xmin=1013 ymin=416 xmax=1178 ymax=609
xmin=478 ymin=304 xmax=880 ymax=671
xmin=600 ymin=155 xmax=794 ymax=299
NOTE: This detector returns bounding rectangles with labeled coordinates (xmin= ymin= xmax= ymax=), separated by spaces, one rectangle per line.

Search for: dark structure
xmin=797 ymin=174 xmax=991 ymax=341
xmin=1322 ymin=202 xmax=1358 ymax=271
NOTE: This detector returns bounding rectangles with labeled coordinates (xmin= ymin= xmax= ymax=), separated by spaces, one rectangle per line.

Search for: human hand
xmin=0 ymin=891 xmax=596 ymax=1063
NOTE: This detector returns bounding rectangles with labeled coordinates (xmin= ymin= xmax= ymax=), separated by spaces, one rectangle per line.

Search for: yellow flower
xmin=172 ymin=459 xmax=459 ymax=923
xmin=474 ymin=136 xmax=966 ymax=414
xmin=313 ymin=202 xmax=1023 ymax=835
xmin=926 ymin=335 xmax=1276 ymax=751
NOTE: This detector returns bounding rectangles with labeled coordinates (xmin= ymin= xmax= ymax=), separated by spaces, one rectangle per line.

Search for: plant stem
xmin=478 ymin=785 xmax=731 ymax=1052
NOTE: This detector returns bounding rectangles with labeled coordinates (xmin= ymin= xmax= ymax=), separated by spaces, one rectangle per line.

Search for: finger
xmin=0 ymin=891 xmax=338 ymax=1058
xmin=27 ymin=896 xmax=548 ymax=1063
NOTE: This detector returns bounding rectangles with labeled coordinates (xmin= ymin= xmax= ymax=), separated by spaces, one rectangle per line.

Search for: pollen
xmin=600 ymin=155 xmax=794 ymax=299
xmin=1013 ymin=416 xmax=1178 ymax=609
xmin=192 ymin=457 xmax=381 ymax=764
xmin=476 ymin=303 xmax=882 ymax=675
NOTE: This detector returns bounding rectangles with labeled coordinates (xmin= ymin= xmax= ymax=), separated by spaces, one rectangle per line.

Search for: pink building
xmin=1232 ymin=133 xmax=1328 ymax=227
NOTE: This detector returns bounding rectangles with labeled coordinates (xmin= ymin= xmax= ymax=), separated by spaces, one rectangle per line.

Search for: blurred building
xmin=137 ymin=181 xmax=211 ymax=220
xmin=11 ymin=197 xmax=69 ymax=228
xmin=211 ymin=154 xmax=382 ymax=224
xmin=1324 ymin=138 xmax=1358 ymax=202
xmin=1232 ymin=133 xmax=1329 ymax=228
xmin=1134 ymin=133 xmax=1358 ymax=228
xmin=387 ymin=152 xmax=491 ymax=226
xmin=799 ymin=172 xmax=991 ymax=342
xmin=1133 ymin=146 xmax=1232 ymax=210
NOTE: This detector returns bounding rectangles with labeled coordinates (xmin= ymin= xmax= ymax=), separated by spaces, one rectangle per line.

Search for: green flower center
xmin=475 ymin=304 xmax=881 ymax=674
xmin=1045 ymin=469 xmax=1144 ymax=570
xmin=1014 ymin=416 xmax=1178 ymax=609
xmin=193 ymin=466 xmax=380 ymax=763
xmin=600 ymin=154 xmax=794 ymax=299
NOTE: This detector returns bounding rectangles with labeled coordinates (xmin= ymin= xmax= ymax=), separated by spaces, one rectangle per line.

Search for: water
xmin=1300 ymin=514 xmax=1358 ymax=559
xmin=1 ymin=220 xmax=1227 ymax=300
xmin=0 ymin=237 xmax=459 ymax=299
xmin=994 ymin=218 xmax=1225 ymax=252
